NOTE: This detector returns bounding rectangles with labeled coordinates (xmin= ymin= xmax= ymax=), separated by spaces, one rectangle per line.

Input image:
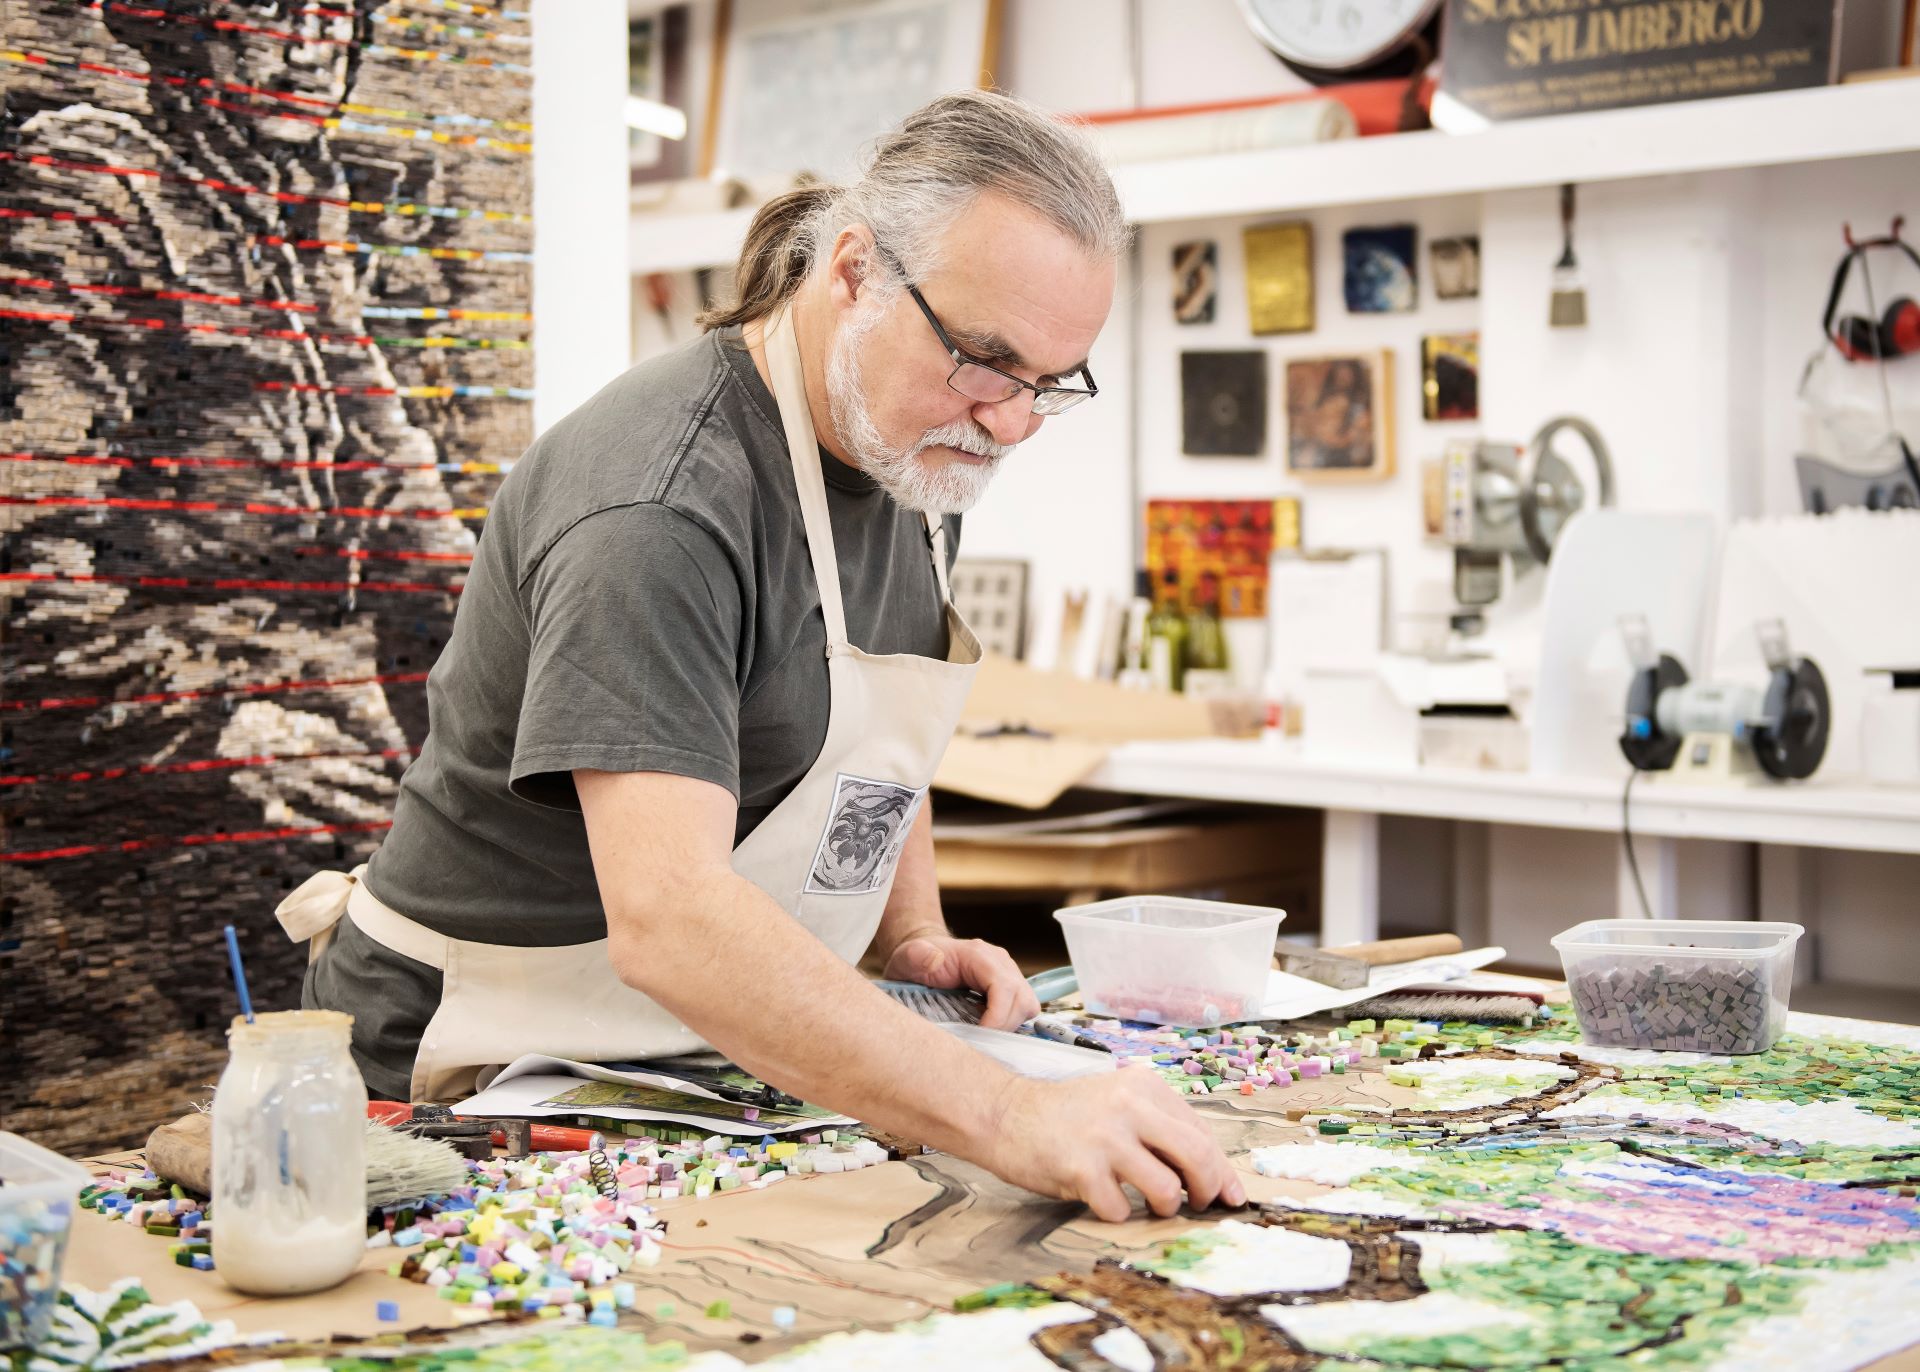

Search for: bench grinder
xmin=1617 ymin=618 xmax=1831 ymax=782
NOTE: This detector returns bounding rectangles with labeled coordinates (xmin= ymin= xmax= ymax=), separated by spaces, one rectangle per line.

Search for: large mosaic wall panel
xmin=2 ymin=0 xmax=532 ymax=1151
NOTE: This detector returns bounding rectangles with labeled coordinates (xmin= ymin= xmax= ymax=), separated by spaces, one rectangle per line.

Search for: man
xmin=288 ymin=90 xmax=1243 ymax=1222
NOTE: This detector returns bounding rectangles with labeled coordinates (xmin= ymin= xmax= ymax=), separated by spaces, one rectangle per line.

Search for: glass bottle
xmin=212 ymin=1010 xmax=367 ymax=1295
xmin=1182 ymin=573 xmax=1232 ymax=694
xmin=1116 ymin=567 xmax=1155 ymax=689
xmin=1146 ymin=568 xmax=1188 ymax=692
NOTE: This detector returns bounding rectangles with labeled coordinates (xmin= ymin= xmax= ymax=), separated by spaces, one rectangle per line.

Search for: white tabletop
xmin=1085 ymin=740 xmax=1920 ymax=855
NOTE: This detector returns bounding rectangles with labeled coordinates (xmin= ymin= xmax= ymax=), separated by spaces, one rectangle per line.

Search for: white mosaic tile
xmin=1156 ymin=1220 xmax=1352 ymax=1296
xmin=1262 ymin=1291 xmax=1534 ymax=1350
xmin=763 ymin=1305 xmax=1092 ymax=1371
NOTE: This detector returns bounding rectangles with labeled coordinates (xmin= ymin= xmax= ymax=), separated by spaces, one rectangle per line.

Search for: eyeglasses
xmin=874 ymin=243 xmax=1098 ymax=416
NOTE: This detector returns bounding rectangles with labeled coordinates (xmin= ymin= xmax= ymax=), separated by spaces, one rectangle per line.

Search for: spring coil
xmin=587 ymin=1147 xmax=619 ymax=1199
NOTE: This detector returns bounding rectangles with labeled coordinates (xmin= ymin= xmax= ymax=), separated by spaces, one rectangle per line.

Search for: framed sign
xmin=1435 ymin=0 xmax=1841 ymax=126
xmin=705 ymin=0 xmax=1000 ymax=181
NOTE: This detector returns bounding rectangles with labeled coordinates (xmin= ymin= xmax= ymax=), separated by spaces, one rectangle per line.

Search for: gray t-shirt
xmin=307 ymin=327 xmax=957 ymax=1097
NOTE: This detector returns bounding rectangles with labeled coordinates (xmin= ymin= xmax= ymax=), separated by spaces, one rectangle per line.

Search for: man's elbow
xmin=605 ymin=897 xmax=667 ymax=991
xmin=602 ymin=873 xmax=718 ymax=992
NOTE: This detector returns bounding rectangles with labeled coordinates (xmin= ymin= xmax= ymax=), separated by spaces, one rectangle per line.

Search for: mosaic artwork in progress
xmin=17 ymin=1008 xmax=1920 ymax=1370
xmin=0 ymin=0 xmax=531 ymax=1153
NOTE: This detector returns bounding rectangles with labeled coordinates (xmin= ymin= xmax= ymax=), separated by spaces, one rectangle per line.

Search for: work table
xmin=38 ymin=989 xmax=1920 ymax=1370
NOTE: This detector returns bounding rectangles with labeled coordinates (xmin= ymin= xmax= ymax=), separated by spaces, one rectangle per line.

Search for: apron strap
xmin=763 ymin=305 xmax=851 ymax=653
xmin=924 ymin=512 xmax=953 ymax=607
xmin=274 ymin=863 xmax=369 ymax=965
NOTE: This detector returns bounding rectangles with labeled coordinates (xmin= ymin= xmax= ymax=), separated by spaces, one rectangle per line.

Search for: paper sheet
xmin=460 ymin=1025 xmax=1113 ymax=1138
xmin=480 ymin=1053 xmax=842 ymax=1112
xmin=947 ymin=1023 xmax=1115 ymax=1081
xmin=1259 ymin=947 xmax=1507 ymax=1020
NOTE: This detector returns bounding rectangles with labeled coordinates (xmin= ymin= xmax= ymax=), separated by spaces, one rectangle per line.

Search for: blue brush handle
xmin=224 ymin=924 xmax=255 ymax=1023
xmin=1026 ymin=966 xmax=1078 ymax=1001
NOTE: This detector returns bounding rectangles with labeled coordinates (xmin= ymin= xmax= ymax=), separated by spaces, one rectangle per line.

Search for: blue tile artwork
xmin=1343 ymin=224 xmax=1419 ymax=314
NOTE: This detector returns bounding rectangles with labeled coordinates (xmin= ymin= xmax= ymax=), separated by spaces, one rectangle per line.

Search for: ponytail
xmin=696 ymin=182 xmax=835 ymax=331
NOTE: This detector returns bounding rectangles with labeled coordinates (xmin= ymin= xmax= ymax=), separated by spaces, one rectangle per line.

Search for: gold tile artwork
xmin=1242 ymin=221 xmax=1314 ymax=335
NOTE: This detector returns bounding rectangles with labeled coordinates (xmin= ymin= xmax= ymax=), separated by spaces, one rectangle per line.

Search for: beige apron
xmin=277 ymin=305 xmax=982 ymax=1101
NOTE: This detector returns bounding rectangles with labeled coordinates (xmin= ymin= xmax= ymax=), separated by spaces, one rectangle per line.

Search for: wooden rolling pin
xmin=1274 ymin=934 xmax=1464 ymax=989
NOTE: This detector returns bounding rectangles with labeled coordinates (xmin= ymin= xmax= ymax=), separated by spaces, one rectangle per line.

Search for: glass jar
xmin=212 ymin=1010 xmax=367 ymax=1295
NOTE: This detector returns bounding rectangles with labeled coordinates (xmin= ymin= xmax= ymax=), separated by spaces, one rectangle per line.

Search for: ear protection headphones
xmin=1823 ymin=218 xmax=1920 ymax=363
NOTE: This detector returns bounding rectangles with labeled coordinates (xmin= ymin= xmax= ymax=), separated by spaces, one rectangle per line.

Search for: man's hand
xmin=983 ymin=1069 xmax=1246 ymax=1223
xmin=883 ymin=934 xmax=1040 ymax=1029
xmin=577 ymin=770 xmax=1240 ymax=1222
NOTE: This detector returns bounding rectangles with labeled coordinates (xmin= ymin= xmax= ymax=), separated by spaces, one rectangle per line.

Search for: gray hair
xmin=698 ymin=89 xmax=1127 ymax=331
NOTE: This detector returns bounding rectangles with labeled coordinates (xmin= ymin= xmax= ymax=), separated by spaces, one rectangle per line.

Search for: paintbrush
xmin=1550 ymin=183 xmax=1588 ymax=328
xmin=146 ymin=1111 xmax=468 ymax=1208
xmin=1345 ymin=990 xmax=1541 ymax=1027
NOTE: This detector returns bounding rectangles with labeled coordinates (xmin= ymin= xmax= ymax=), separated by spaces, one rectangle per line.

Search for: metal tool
xmin=1444 ymin=417 xmax=1616 ymax=608
xmin=1272 ymin=934 xmax=1466 ymax=990
xmin=876 ymin=966 xmax=1079 ymax=1024
xmin=1619 ymin=617 xmax=1831 ymax=782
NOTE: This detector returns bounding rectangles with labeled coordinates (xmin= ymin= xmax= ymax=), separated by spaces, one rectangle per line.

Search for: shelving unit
xmin=630 ymin=78 xmax=1920 ymax=274
xmin=1081 ymin=740 xmax=1920 ymax=949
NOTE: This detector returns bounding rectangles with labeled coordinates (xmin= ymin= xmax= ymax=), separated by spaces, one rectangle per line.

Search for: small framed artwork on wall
xmin=1343 ymin=224 xmax=1418 ymax=313
xmin=1182 ymin=350 xmax=1268 ymax=456
xmin=1172 ymin=240 xmax=1218 ymax=324
xmin=1284 ymin=351 xmax=1395 ymax=481
xmin=1430 ymin=235 xmax=1481 ymax=300
xmin=1243 ymin=221 xmax=1314 ymax=334
xmin=1421 ymin=331 xmax=1480 ymax=420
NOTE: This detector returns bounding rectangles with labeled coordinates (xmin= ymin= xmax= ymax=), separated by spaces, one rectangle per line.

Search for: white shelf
xmin=1082 ymin=739 xmax=1920 ymax=856
xmin=1113 ymin=77 xmax=1920 ymax=225
xmin=629 ymin=78 xmax=1920 ymax=275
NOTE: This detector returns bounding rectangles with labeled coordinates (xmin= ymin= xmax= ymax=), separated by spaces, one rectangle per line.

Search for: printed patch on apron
xmin=804 ymin=773 xmax=926 ymax=895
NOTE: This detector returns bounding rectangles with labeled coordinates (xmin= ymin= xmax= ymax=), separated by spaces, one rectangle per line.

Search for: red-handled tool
xmin=366 ymin=1102 xmax=604 ymax=1155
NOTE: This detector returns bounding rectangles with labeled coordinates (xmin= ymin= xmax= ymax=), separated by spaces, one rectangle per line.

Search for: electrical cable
xmin=1621 ymin=766 xmax=1654 ymax=920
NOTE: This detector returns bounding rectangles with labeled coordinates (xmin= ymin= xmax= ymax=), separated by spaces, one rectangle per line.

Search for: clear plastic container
xmin=1 ymin=1131 xmax=90 ymax=1352
xmin=212 ymin=1011 xmax=367 ymax=1295
xmin=1551 ymin=920 xmax=1804 ymax=1055
xmin=1054 ymin=896 xmax=1284 ymax=1028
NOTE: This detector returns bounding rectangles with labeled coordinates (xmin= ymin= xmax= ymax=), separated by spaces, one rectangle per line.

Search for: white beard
xmin=825 ymin=306 xmax=1010 ymax=515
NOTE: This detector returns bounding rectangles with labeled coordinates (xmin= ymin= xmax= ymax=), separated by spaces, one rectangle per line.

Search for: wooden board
xmin=65 ymin=1075 xmax=1410 ymax=1355
xmin=936 ymin=813 xmax=1319 ymax=893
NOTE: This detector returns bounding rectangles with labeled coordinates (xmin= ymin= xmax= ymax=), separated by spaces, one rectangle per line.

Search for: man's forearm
xmin=607 ymin=870 xmax=1013 ymax=1159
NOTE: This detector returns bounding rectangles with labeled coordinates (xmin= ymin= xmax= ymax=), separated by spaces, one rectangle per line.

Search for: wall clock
xmin=1235 ymin=0 xmax=1443 ymax=85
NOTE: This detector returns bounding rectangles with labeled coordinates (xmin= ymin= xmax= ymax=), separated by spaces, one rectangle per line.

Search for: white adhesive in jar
xmin=214 ymin=1214 xmax=365 ymax=1296
xmin=212 ymin=1010 xmax=367 ymax=1296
